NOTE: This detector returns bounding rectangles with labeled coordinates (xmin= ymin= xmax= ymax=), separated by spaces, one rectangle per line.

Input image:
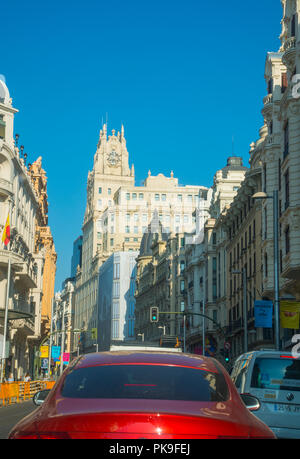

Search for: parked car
xmin=231 ymin=349 xmax=300 ymax=439
xmin=8 ymin=351 xmax=275 ymax=439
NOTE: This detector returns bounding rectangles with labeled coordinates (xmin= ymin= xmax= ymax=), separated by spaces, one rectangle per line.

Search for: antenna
xmin=232 ymin=135 xmax=235 ymax=156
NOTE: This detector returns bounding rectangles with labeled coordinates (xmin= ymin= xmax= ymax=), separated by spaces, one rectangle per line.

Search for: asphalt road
xmin=0 ymin=400 xmax=37 ymax=439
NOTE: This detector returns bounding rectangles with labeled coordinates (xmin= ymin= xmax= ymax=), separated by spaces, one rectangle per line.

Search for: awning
xmin=0 ymin=308 xmax=34 ymax=320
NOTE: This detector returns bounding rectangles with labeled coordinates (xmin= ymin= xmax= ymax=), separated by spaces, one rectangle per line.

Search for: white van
xmin=231 ymin=350 xmax=300 ymax=439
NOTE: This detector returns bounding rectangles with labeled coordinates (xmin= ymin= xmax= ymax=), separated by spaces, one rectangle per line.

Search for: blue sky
xmin=2 ymin=0 xmax=283 ymax=290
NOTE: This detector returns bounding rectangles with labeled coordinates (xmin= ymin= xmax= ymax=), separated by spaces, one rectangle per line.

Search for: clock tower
xmin=94 ymin=123 xmax=133 ymax=177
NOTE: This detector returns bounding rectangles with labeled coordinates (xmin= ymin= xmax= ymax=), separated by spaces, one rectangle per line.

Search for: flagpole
xmin=0 ymin=207 xmax=11 ymax=383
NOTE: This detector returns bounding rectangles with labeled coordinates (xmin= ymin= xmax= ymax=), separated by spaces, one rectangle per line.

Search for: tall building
xmin=134 ymin=189 xmax=212 ymax=343
xmin=184 ymin=157 xmax=248 ymax=358
xmin=96 ymin=251 xmax=138 ymax=351
xmin=74 ymin=124 xmax=209 ymax=350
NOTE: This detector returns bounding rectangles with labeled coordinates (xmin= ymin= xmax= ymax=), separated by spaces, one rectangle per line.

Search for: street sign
xmin=51 ymin=345 xmax=61 ymax=362
xmin=63 ymin=353 xmax=70 ymax=364
xmin=224 ymin=342 xmax=231 ymax=350
xmin=40 ymin=345 xmax=49 ymax=358
xmin=41 ymin=358 xmax=48 ymax=369
xmin=254 ymin=300 xmax=273 ymax=328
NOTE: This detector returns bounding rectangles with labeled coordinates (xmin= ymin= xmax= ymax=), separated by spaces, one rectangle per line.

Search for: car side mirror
xmin=33 ymin=389 xmax=51 ymax=406
xmin=240 ymin=393 xmax=261 ymax=411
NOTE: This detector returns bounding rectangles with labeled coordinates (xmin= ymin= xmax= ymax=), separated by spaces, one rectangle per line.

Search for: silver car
xmin=231 ymin=350 xmax=300 ymax=439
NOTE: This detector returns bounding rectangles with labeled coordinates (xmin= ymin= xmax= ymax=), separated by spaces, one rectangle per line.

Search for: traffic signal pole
xmin=156 ymin=310 xmax=225 ymax=354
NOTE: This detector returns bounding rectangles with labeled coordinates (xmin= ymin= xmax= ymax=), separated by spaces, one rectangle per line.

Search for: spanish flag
xmin=1 ymin=214 xmax=10 ymax=246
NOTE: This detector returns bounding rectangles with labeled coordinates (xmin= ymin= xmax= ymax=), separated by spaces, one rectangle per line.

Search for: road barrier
xmin=0 ymin=380 xmax=56 ymax=407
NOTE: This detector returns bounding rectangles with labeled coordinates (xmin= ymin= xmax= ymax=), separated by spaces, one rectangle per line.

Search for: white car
xmin=231 ymin=349 xmax=300 ymax=439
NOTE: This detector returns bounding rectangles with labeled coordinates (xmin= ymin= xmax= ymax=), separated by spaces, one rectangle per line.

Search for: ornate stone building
xmin=28 ymin=157 xmax=57 ymax=341
xmin=0 ymin=79 xmax=41 ymax=379
xmin=74 ymin=124 xmax=209 ymax=351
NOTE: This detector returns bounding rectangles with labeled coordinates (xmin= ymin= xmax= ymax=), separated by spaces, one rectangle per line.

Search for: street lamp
xmin=252 ymin=190 xmax=280 ymax=350
xmin=232 ymin=269 xmax=248 ymax=353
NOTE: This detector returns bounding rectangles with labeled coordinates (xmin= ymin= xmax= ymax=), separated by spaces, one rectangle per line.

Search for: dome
xmin=0 ymin=77 xmax=10 ymax=104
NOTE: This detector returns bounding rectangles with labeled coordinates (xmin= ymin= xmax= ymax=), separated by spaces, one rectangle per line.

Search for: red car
xmin=8 ymin=351 xmax=276 ymax=439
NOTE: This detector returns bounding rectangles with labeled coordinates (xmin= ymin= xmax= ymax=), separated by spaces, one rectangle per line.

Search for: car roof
xmin=71 ymin=351 xmax=221 ymax=373
xmin=235 ymin=350 xmax=297 ymax=361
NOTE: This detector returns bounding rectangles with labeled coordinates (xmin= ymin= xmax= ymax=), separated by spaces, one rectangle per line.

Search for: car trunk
xmin=29 ymin=399 xmax=267 ymax=439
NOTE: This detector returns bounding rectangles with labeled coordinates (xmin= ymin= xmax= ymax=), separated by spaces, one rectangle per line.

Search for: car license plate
xmin=273 ymin=404 xmax=300 ymax=413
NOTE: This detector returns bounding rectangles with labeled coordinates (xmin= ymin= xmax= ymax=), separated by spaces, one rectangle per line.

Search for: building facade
xmin=74 ymin=124 xmax=209 ymax=351
xmin=0 ymin=79 xmax=46 ymax=380
xmin=134 ymin=188 xmax=212 ymax=345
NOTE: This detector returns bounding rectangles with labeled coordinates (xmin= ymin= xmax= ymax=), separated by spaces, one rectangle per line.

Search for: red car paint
xmin=8 ymin=351 xmax=276 ymax=439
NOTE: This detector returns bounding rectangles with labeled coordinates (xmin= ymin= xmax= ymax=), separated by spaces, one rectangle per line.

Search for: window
xmin=161 ymin=194 xmax=166 ymax=201
xmin=284 ymin=169 xmax=290 ymax=210
xmin=155 ymin=194 xmax=160 ymax=201
xmin=264 ymin=253 xmax=268 ymax=277
xmin=251 ymin=358 xmax=300 ymax=391
xmin=267 ymin=78 xmax=273 ymax=94
xmin=281 ymin=73 xmax=288 ymax=94
xmin=113 ymin=281 xmax=120 ymax=298
xmin=97 ymin=199 xmax=102 ymax=210
xmin=125 ymin=226 xmax=130 ymax=234
xmin=132 ymin=193 xmax=137 ymax=200
xmin=108 ymin=188 xmax=112 ymax=195
xmin=114 ymin=263 xmax=120 ymax=279
xmin=110 ymin=238 xmax=114 ymax=246
xmin=61 ymin=365 xmax=229 ymax=401
xmin=284 ymin=121 xmax=289 ymax=159
xmin=139 ymin=193 xmax=144 ymax=200
xmin=278 ymin=159 xmax=281 ymax=191
xmin=180 ymin=261 xmax=185 ymax=273
xmin=98 ymin=187 xmax=102 ymax=194
xmin=177 ymin=194 xmax=182 ymax=202
xmin=188 ymin=195 xmax=193 ymax=202
xmin=180 ymin=280 xmax=185 ymax=293
xmin=263 ymin=163 xmax=267 ymax=193
xmin=291 ymin=14 xmax=296 ymax=37
xmin=180 ymin=301 xmax=185 ymax=312
xmin=126 ymin=193 xmax=130 ymax=200
xmin=285 ymin=226 xmax=290 ymax=255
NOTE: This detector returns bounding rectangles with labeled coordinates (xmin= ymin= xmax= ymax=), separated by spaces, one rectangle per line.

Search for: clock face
xmin=107 ymin=150 xmax=120 ymax=166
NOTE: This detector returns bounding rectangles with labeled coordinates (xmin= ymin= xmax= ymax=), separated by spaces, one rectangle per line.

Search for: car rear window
xmin=251 ymin=357 xmax=300 ymax=392
xmin=61 ymin=364 xmax=229 ymax=402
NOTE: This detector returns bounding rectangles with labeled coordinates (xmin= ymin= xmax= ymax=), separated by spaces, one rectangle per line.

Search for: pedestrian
xmin=7 ymin=373 xmax=14 ymax=382
xmin=24 ymin=372 xmax=31 ymax=382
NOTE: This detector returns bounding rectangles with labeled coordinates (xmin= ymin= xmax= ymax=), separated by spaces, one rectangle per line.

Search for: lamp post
xmin=252 ymin=190 xmax=280 ymax=350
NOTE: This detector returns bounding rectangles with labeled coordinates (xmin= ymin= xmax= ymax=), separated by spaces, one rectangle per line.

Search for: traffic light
xmin=224 ymin=349 xmax=230 ymax=363
xmin=150 ymin=306 xmax=159 ymax=323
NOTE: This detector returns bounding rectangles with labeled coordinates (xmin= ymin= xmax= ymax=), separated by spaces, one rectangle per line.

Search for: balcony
xmin=283 ymin=36 xmax=296 ymax=67
xmin=0 ymin=177 xmax=12 ymax=196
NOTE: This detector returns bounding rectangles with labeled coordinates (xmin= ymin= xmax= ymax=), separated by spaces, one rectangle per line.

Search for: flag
xmin=1 ymin=214 xmax=10 ymax=246
xmin=280 ymin=301 xmax=300 ymax=329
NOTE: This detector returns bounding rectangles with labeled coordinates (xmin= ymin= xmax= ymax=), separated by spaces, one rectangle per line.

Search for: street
xmin=0 ymin=401 xmax=37 ymax=439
